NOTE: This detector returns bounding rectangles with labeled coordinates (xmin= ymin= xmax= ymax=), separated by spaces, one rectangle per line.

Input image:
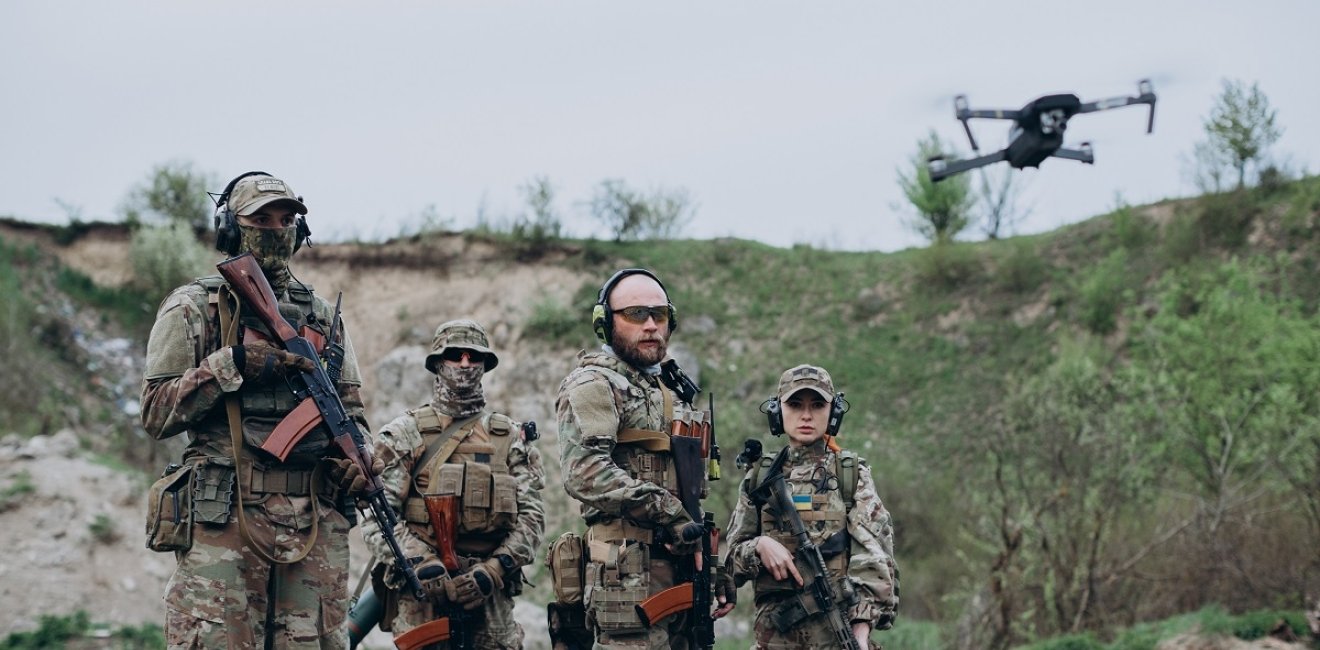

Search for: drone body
xmin=928 ymin=80 xmax=1156 ymax=182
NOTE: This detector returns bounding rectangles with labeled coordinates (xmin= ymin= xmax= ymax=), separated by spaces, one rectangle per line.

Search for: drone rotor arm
xmin=929 ymin=149 xmax=1008 ymax=182
xmin=1051 ymin=144 xmax=1095 ymax=164
xmin=961 ymin=108 xmax=1023 ymax=121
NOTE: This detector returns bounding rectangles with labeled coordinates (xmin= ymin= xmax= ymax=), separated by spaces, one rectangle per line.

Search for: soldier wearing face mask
xmin=141 ymin=171 xmax=379 ymax=649
xmin=360 ymin=319 xmax=546 ymax=649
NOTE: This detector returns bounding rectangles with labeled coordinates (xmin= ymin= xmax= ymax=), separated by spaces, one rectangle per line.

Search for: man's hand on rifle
xmin=754 ymin=536 xmax=803 ymax=586
xmin=231 ymin=340 xmax=317 ymax=385
xmin=327 ymin=455 xmax=385 ymax=499
xmin=713 ymin=567 xmax=737 ymax=619
xmin=413 ymin=557 xmax=451 ymax=604
xmin=446 ymin=559 xmax=503 ymax=610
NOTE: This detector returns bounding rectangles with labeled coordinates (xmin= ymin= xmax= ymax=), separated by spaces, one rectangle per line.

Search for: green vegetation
xmin=1 ymin=610 xmax=164 ymax=649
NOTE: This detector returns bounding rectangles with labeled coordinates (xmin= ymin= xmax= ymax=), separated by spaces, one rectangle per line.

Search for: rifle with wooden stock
xmin=216 ymin=253 xmax=425 ymax=603
xmin=635 ymin=396 xmax=718 ymax=649
xmin=749 ymin=447 xmax=860 ymax=650
xmin=392 ymin=494 xmax=473 ymax=650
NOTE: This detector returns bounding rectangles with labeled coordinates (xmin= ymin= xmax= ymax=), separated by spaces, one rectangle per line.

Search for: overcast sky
xmin=2 ymin=1 xmax=1316 ymax=252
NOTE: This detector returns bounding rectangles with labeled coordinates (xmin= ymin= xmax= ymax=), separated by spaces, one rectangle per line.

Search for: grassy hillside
xmin=3 ymin=175 xmax=1318 ymax=649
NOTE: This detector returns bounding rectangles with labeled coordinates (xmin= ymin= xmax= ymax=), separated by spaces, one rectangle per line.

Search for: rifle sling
xmin=219 ymin=284 xmax=319 ymax=566
xmin=409 ymin=409 xmax=486 ymax=498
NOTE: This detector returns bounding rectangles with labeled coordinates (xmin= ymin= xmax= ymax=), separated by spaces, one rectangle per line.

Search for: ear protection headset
xmin=761 ymin=391 xmax=849 ymax=437
xmin=213 ymin=170 xmax=312 ymax=256
xmin=591 ymin=268 xmax=678 ymax=344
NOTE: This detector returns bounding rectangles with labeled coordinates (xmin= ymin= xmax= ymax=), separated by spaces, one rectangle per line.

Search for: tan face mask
xmin=434 ymin=365 xmax=485 ymax=418
xmin=239 ymin=224 xmax=297 ymax=293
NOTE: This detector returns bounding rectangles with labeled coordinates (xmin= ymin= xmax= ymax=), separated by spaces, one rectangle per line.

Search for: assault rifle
xmin=392 ymin=494 xmax=472 ymax=650
xmin=749 ymin=447 xmax=860 ymax=650
xmin=216 ymin=253 xmax=425 ymax=602
xmin=635 ymin=423 xmax=716 ymax=648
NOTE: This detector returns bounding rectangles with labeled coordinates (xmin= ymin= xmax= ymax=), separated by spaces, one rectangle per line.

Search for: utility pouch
xmin=145 ymin=463 xmax=194 ymax=552
xmin=585 ymin=541 xmax=649 ymax=634
xmin=546 ymin=531 xmax=587 ymax=605
xmin=490 ymin=473 xmax=518 ymax=529
xmin=462 ymin=461 xmax=493 ymax=529
xmin=192 ymin=462 xmax=236 ymax=526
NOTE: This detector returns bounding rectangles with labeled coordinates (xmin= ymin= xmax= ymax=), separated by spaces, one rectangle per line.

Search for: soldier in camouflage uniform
xmin=361 ymin=319 xmax=545 ymax=649
xmin=723 ymin=365 xmax=899 ymax=650
xmin=556 ymin=268 xmax=732 ymax=650
xmin=142 ymin=172 xmax=378 ymax=649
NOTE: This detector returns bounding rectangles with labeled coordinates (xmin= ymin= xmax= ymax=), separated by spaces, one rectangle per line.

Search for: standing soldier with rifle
xmin=358 ymin=319 xmax=545 ymax=650
xmin=554 ymin=268 xmax=734 ymax=650
xmin=724 ymin=365 xmax=899 ymax=649
xmin=141 ymin=171 xmax=383 ymax=649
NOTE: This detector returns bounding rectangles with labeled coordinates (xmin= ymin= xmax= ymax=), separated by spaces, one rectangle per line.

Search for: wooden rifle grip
xmin=424 ymin=495 xmax=461 ymax=573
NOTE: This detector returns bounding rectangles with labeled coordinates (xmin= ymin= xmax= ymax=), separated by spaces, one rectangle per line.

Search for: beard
xmin=613 ymin=331 xmax=669 ymax=368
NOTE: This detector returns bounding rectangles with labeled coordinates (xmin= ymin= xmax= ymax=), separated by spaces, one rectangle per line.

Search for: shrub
xmin=914 ymin=241 xmax=982 ymax=290
xmin=524 ymin=298 xmax=580 ymax=345
xmin=1017 ymin=632 xmax=1104 ymax=650
xmin=130 ymin=222 xmax=216 ymax=305
xmin=995 ymin=239 xmax=1049 ymax=293
xmin=1108 ymin=204 xmax=1156 ymax=250
xmin=88 ymin=513 xmax=118 ymax=544
xmin=1075 ymin=249 xmax=1131 ymax=334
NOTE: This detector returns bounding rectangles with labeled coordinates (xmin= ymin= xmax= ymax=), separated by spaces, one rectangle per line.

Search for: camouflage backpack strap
xmin=835 ymin=449 xmax=859 ymax=510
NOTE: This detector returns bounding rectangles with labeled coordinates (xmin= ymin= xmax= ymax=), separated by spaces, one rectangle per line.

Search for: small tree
xmin=975 ymin=165 xmax=1029 ymax=240
xmin=514 ymin=175 xmax=563 ymax=240
xmin=1204 ymin=79 xmax=1283 ymax=190
xmin=588 ymin=179 xmax=694 ymax=241
xmin=120 ymin=160 xmax=218 ymax=233
xmin=897 ymin=131 xmax=974 ymax=244
xmin=130 ymin=221 xmax=215 ymax=301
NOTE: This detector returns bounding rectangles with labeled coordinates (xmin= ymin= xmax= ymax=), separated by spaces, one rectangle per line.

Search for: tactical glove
xmin=664 ymin=519 xmax=704 ymax=555
xmin=413 ymin=557 xmax=451 ymax=604
xmin=327 ymin=455 xmax=385 ymax=498
xmin=445 ymin=559 xmax=504 ymax=610
xmin=233 ymin=340 xmax=317 ymax=385
xmin=716 ymin=566 xmax=738 ymax=607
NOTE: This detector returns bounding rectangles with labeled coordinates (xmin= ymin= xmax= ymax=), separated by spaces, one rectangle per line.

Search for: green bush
xmin=1 ymin=611 xmax=90 ymax=649
xmin=1195 ymin=190 xmax=1256 ymax=249
xmin=1075 ymin=249 xmax=1131 ymax=334
xmin=879 ymin=619 xmax=945 ymax=650
xmin=1108 ymin=204 xmax=1156 ymax=250
xmin=995 ymin=238 xmax=1049 ymax=293
xmin=1199 ymin=607 xmax=1310 ymax=641
xmin=130 ymin=222 xmax=216 ymax=305
xmin=914 ymin=241 xmax=982 ymax=290
xmin=524 ymin=298 xmax=580 ymax=345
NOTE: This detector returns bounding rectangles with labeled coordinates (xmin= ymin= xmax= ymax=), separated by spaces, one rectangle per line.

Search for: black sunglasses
xmin=439 ymin=348 xmax=487 ymax=364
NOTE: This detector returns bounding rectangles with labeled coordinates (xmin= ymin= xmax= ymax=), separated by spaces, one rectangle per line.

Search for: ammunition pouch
xmin=192 ymin=461 xmax=236 ymax=526
xmin=145 ymin=463 xmax=194 ymax=553
xmin=547 ymin=531 xmax=588 ymax=605
xmin=584 ymin=539 xmax=649 ymax=634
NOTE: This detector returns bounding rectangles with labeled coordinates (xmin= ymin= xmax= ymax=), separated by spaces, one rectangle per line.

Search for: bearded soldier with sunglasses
xmin=553 ymin=268 xmax=732 ymax=650
xmin=359 ymin=319 xmax=545 ymax=649
xmin=723 ymin=365 xmax=899 ymax=649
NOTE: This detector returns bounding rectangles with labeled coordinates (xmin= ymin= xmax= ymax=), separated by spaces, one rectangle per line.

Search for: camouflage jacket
xmin=555 ymin=349 xmax=692 ymax=530
xmin=361 ymin=406 xmax=545 ymax=579
xmin=140 ymin=276 xmax=368 ymax=464
xmin=723 ymin=440 xmax=899 ymax=630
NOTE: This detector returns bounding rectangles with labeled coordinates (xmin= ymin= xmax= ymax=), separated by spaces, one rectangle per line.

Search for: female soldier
xmin=722 ymin=364 xmax=899 ymax=649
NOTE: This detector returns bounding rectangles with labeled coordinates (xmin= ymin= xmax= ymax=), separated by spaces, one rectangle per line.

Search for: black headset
xmin=591 ymin=268 xmax=678 ymax=344
xmin=761 ymin=391 xmax=849 ymax=437
xmin=213 ymin=170 xmax=312 ymax=256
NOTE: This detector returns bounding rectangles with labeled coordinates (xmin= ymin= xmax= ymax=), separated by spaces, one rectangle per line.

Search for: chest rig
xmin=197 ymin=276 xmax=331 ymax=465
xmin=402 ymin=405 xmax=520 ymax=557
xmin=749 ymin=448 xmax=859 ymax=599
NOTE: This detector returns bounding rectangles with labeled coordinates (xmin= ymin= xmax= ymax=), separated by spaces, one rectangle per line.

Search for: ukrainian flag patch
xmin=792 ymin=494 xmax=812 ymax=511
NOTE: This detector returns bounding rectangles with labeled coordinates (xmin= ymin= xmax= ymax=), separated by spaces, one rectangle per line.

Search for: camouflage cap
xmin=228 ymin=174 xmax=308 ymax=217
xmin=777 ymin=364 xmax=835 ymax=402
xmin=425 ymin=319 xmax=499 ymax=373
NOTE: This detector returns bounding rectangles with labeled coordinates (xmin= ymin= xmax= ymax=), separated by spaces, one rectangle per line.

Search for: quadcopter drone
xmin=928 ymin=79 xmax=1156 ymax=182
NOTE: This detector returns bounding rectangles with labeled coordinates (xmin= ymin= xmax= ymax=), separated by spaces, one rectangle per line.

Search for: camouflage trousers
xmin=585 ymin=542 xmax=690 ymax=650
xmin=750 ymin=600 xmax=878 ymax=650
xmin=164 ymin=494 xmax=350 ymax=650
xmin=389 ymin=586 xmax=523 ymax=650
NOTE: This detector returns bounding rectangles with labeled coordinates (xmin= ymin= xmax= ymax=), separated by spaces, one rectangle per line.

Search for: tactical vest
xmin=402 ymin=405 xmax=520 ymax=557
xmin=195 ymin=276 xmax=331 ymax=466
xmin=749 ymin=448 xmax=859 ymax=601
xmin=586 ymin=362 xmax=713 ymax=543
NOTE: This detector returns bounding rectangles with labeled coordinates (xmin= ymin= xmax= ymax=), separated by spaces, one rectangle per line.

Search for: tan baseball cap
xmin=777 ymin=364 xmax=835 ymax=402
xmin=228 ymin=174 xmax=307 ymax=217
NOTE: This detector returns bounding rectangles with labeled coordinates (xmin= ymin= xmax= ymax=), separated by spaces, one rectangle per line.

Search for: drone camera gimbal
xmin=928 ymin=79 xmax=1156 ymax=182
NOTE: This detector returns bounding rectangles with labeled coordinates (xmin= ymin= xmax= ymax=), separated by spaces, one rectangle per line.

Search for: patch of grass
xmin=1198 ymin=606 xmax=1310 ymax=641
xmin=0 ymin=470 xmax=36 ymax=511
xmin=995 ymin=238 xmax=1050 ymax=294
xmin=56 ymin=265 xmax=153 ymax=333
xmin=1018 ymin=633 xmax=1105 ymax=650
xmin=1 ymin=610 xmax=90 ymax=649
xmin=1075 ymin=249 xmax=1132 ymax=335
xmin=880 ymin=618 xmax=945 ymax=650
xmin=88 ymin=513 xmax=119 ymax=544
xmin=913 ymin=241 xmax=983 ymax=291
xmin=524 ymin=297 xmax=580 ymax=345
xmin=1107 ymin=204 xmax=1157 ymax=250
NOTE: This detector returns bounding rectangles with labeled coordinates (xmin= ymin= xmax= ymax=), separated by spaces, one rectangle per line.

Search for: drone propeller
xmin=1076 ymin=79 xmax=1156 ymax=133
